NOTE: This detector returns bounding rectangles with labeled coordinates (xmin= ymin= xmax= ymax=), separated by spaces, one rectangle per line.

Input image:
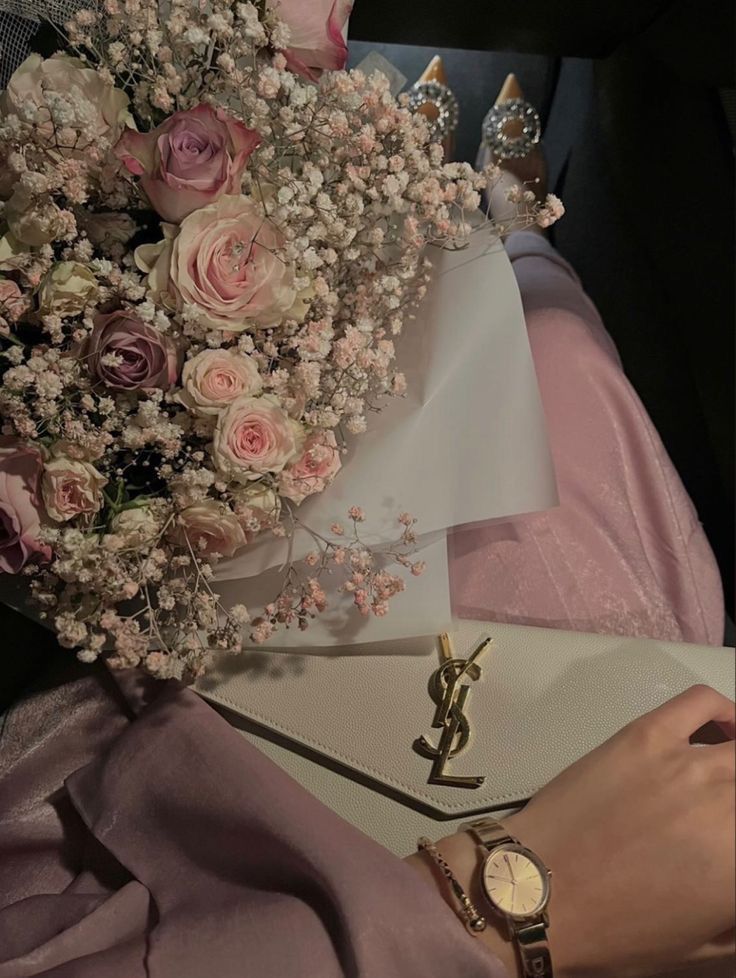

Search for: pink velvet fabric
xmin=450 ymin=232 xmax=724 ymax=646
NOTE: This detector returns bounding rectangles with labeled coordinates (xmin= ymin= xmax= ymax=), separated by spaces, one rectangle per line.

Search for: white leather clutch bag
xmin=197 ymin=620 xmax=735 ymax=856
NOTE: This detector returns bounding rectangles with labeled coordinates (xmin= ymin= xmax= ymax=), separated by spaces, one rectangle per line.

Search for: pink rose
xmin=276 ymin=0 xmax=352 ymax=80
xmin=171 ymin=499 xmax=247 ymax=558
xmin=86 ymin=309 xmax=180 ymax=391
xmin=213 ymin=394 xmax=303 ymax=483
xmin=279 ymin=429 xmax=341 ymax=503
xmin=0 ymin=439 xmax=48 ymax=573
xmin=145 ymin=195 xmax=298 ymax=331
xmin=180 ymin=348 xmax=262 ymax=417
xmin=0 ymin=278 xmax=28 ymax=322
xmin=41 ymin=456 xmax=106 ymax=523
xmin=115 ymin=104 xmax=260 ymax=224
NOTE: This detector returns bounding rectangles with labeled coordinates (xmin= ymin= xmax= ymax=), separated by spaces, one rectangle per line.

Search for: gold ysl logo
xmin=413 ymin=634 xmax=492 ymax=788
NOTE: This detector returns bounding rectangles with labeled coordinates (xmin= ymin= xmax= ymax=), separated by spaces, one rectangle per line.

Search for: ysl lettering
xmin=413 ymin=635 xmax=492 ymax=788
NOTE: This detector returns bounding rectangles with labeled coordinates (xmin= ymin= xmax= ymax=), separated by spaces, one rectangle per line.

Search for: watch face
xmin=481 ymin=843 xmax=550 ymax=920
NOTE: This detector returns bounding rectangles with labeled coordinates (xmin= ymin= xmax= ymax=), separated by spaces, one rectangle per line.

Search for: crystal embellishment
xmin=407 ymin=81 xmax=460 ymax=140
xmin=481 ymin=98 xmax=541 ymax=160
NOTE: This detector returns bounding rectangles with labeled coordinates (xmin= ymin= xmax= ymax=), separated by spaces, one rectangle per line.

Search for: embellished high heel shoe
xmin=478 ymin=74 xmax=554 ymax=232
xmin=481 ymin=72 xmax=541 ymax=162
xmin=407 ymin=55 xmax=459 ymax=159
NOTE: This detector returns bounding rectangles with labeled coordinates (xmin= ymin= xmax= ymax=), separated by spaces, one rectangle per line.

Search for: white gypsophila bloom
xmin=183 ymin=26 xmax=209 ymax=45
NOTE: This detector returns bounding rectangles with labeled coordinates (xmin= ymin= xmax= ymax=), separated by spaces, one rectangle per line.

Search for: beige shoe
xmin=477 ymin=73 xmax=549 ymax=232
xmin=478 ymin=73 xmax=547 ymax=199
xmin=407 ymin=55 xmax=458 ymax=160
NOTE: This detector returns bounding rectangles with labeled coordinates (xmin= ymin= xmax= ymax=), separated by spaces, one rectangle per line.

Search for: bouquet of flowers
xmin=0 ymin=0 xmax=560 ymax=680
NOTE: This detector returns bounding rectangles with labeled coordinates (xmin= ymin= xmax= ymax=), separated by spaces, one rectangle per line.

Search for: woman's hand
xmin=407 ymin=685 xmax=735 ymax=978
xmin=507 ymin=684 xmax=735 ymax=977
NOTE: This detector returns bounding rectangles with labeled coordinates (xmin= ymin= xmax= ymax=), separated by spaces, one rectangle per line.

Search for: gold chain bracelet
xmin=417 ymin=836 xmax=487 ymax=934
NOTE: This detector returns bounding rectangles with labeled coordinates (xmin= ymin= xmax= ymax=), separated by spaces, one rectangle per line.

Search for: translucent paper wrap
xmin=214 ymin=230 xmax=558 ymax=647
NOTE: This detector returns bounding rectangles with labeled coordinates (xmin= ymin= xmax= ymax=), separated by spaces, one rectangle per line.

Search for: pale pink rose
xmin=0 ymin=278 xmax=28 ymax=322
xmin=279 ymin=428 xmax=341 ymax=503
xmin=42 ymin=456 xmax=107 ymax=523
xmin=180 ymin=348 xmax=262 ymax=416
xmin=0 ymin=439 xmax=48 ymax=573
xmin=148 ymin=195 xmax=298 ymax=331
xmin=171 ymin=499 xmax=247 ymax=558
xmin=213 ymin=394 xmax=303 ymax=483
xmin=0 ymin=54 xmax=130 ymax=147
xmin=115 ymin=104 xmax=260 ymax=223
xmin=275 ymin=0 xmax=352 ymax=80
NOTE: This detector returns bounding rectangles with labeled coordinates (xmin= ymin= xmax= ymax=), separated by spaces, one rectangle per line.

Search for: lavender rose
xmin=115 ymin=104 xmax=260 ymax=224
xmin=276 ymin=0 xmax=352 ymax=80
xmin=0 ymin=439 xmax=48 ymax=574
xmin=86 ymin=310 xmax=180 ymax=391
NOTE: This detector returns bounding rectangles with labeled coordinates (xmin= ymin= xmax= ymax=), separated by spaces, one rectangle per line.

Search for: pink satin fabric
xmin=450 ymin=232 xmax=724 ymax=646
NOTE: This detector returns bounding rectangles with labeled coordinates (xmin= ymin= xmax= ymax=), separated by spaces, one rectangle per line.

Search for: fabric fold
xmin=0 ymin=670 xmax=504 ymax=978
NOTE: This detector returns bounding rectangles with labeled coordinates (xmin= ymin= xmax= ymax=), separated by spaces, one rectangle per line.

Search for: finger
xmin=648 ymin=686 xmax=736 ymax=742
xmin=696 ymin=739 xmax=736 ymax=779
xmin=685 ymin=929 xmax=736 ymax=963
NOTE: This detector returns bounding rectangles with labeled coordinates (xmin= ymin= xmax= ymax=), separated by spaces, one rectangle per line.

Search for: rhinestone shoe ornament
xmin=407 ymin=80 xmax=460 ymax=140
xmin=481 ymin=98 xmax=541 ymax=160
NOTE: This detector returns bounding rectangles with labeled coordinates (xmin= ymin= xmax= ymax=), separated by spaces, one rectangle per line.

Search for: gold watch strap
xmin=463 ymin=815 xmax=518 ymax=851
xmin=517 ymin=922 xmax=553 ymax=977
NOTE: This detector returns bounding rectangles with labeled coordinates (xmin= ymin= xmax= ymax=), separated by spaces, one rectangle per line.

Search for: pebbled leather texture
xmin=198 ymin=620 xmax=735 ymax=855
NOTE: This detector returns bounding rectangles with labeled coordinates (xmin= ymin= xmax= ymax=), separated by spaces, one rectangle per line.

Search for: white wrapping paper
xmin=0 ymin=230 xmax=558 ymax=647
xmin=213 ymin=229 xmax=558 ymax=648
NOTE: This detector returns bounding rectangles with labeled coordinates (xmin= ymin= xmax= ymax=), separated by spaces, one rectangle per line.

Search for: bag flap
xmin=197 ymin=621 xmax=735 ymax=817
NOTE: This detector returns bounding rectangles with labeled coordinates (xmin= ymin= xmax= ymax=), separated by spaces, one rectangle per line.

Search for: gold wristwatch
xmin=463 ymin=816 xmax=553 ymax=977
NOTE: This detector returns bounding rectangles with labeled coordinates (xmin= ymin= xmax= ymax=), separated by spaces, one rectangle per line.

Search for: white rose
xmin=0 ymin=54 xmax=131 ymax=149
xmin=39 ymin=262 xmax=99 ymax=317
xmin=5 ymin=187 xmax=62 ymax=247
xmin=0 ymin=232 xmax=24 ymax=271
xmin=42 ymin=456 xmax=107 ymax=523
xmin=111 ymin=506 xmax=161 ymax=547
xmin=134 ymin=225 xmax=177 ymax=310
xmin=180 ymin=349 xmax=263 ymax=417
xmin=170 ymin=499 xmax=247 ymax=558
xmin=231 ymin=482 xmax=281 ymax=538
xmin=81 ymin=211 xmax=138 ymax=248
